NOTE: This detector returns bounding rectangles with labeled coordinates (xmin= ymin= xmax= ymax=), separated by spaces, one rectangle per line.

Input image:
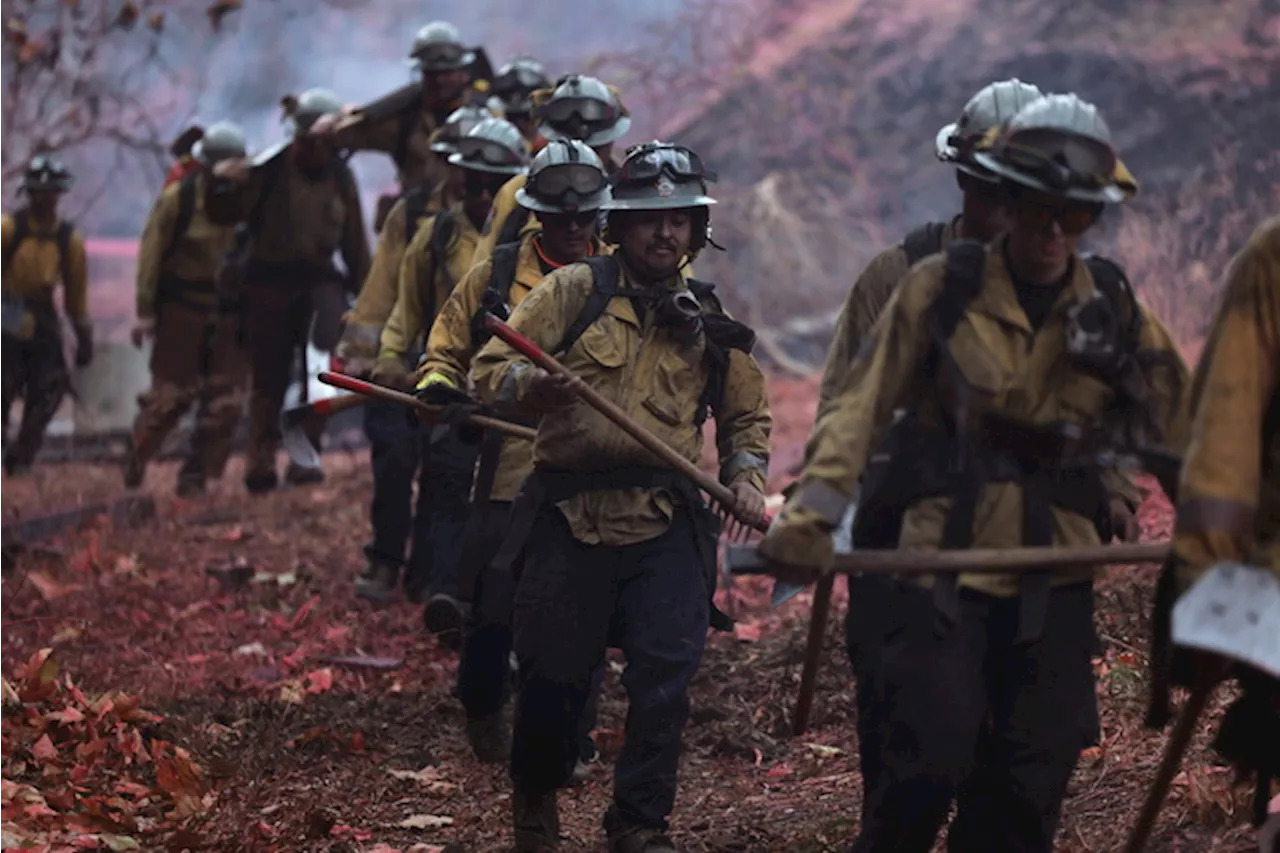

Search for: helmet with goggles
xmin=602 ymin=142 xmax=717 ymax=211
xmin=515 ymin=140 xmax=611 ymax=213
xmin=192 ymin=121 xmax=247 ymax=167
xmin=21 ymin=155 xmax=74 ymax=193
xmin=494 ymin=58 xmax=550 ymax=114
xmin=936 ymin=78 xmax=1044 ymax=181
xmin=429 ymin=105 xmax=494 ymax=156
xmin=972 ymin=93 xmax=1128 ymax=203
xmin=407 ymin=21 xmax=474 ymax=72
xmin=447 ymin=117 xmax=530 ymax=176
xmin=538 ymin=75 xmax=631 ymax=147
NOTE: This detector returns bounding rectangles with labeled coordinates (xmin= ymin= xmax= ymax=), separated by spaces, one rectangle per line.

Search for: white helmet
xmin=191 ymin=121 xmax=247 ymax=167
xmin=446 ymin=118 xmax=530 ymax=176
xmin=935 ymin=79 xmax=1044 ymax=181
xmin=515 ymin=140 xmax=611 ymax=213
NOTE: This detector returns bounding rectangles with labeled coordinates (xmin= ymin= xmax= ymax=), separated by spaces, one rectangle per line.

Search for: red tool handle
xmin=483 ymin=313 xmax=768 ymax=533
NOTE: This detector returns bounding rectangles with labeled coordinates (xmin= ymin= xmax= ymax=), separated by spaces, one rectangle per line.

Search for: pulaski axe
xmin=279 ymin=393 xmax=370 ymax=470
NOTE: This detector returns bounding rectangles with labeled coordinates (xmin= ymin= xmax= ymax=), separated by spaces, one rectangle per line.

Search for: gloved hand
xmin=415 ymin=375 xmax=471 ymax=406
xmin=130 ymin=318 xmax=156 ymax=349
xmin=369 ymin=356 xmax=411 ymax=391
xmin=74 ymin=323 xmax=94 ymax=367
xmin=757 ymin=499 xmax=836 ymax=586
xmin=415 ymin=375 xmax=485 ymax=445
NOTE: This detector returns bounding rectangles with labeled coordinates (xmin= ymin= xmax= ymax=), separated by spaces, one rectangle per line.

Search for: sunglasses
xmin=464 ymin=171 xmax=510 ymax=196
xmin=541 ymin=210 xmax=598 ymax=227
xmin=1014 ymin=192 xmax=1103 ymax=236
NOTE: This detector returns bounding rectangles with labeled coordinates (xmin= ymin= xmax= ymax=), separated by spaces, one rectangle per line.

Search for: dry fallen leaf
xmin=31 ymin=734 xmax=58 ymax=763
xmin=396 ymin=813 xmax=454 ymax=830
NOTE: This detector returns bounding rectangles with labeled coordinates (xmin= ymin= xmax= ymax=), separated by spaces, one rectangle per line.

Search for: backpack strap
xmin=553 ymin=255 xmax=620 ymax=357
xmin=421 ymin=209 xmax=457 ymax=329
xmin=162 ymin=174 xmax=199 ymax=264
xmin=933 ymin=238 xmax=988 ymax=342
xmin=687 ymin=278 xmax=757 ymax=427
xmin=3 ymin=210 xmax=31 ymax=273
xmin=472 ymin=240 xmax=524 ymax=345
xmin=394 ymin=107 xmax=420 ymax=176
xmin=496 ymin=206 xmax=531 ymax=248
xmin=55 ymin=221 xmax=74 ymax=291
xmin=901 ymin=221 xmax=949 ymax=268
xmin=1082 ymin=253 xmax=1144 ymax=351
xmin=403 ymin=186 xmax=430 ymax=245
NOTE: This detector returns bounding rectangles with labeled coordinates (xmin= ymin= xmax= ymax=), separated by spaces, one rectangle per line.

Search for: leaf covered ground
xmin=0 ymin=384 xmax=1265 ymax=852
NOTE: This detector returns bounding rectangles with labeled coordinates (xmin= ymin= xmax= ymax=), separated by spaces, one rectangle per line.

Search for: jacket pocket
xmin=643 ymin=347 xmax=702 ymax=426
xmin=943 ymin=319 xmax=1012 ymax=408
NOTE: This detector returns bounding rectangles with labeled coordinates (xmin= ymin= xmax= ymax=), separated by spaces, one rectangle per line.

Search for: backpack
xmin=900 ymin=221 xmax=948 ymax=267
xmin=2 ymin=210 xmax=74 ymax=290
xmin=554 ymin=255 xmax=757 ymax=426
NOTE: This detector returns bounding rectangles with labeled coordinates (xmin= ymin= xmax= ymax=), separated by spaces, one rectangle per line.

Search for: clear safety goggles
xmin=494 ymin=63 xmax=547 ymax=94
xmin=528 ymin=162 xmax=607 ymax=200
xmin=415 ymin=42 xmax=469 ymax=69
xmin=998 ymin=128 xmax=1117 ymax=191
xmin=616 ymin=144 xmax=713 ymax=185
xmin=454 ymin=137 xmax=526 ymax=169
xmin=540 ymin=95 xmax=619 ymax=127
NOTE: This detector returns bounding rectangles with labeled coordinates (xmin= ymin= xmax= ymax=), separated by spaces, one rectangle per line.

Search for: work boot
xmin=403 ymin=572 xmax=430 ymax=605
xmin=2 ymin=452 xmax=32 ymax=478
xmin=122 ymin=447 xmax=145 ymax=489
xmin=512 ymin=789 xmax=559 ymax=852
xmin=608 ymin=826 xmax=678 ymax=853
xmin=465 ymin=710 xmax=512 ymax=764
xmin=354 ymin=562 xmax=399 ymax=605
xmin=424 ymin=592 xmax=466 ymax=647
xmin=284 ymin=461 xmax=325 ymax=486
xmin=567 ymin=740 xmax=601 ymax=787
xmin=244 ymin=468 xmax=278 ymax=495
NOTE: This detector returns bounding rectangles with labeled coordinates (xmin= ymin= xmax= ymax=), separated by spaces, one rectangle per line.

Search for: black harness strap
xmin=471 ymin=240 xmax=522 ymax=346
xmin=901 ymin=220 xmax=948 ymax=267
xmin=162 ymin=174 xmax=199 ymax=264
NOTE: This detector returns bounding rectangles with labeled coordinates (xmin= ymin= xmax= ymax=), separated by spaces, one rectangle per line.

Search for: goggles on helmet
xmin=528 ymin=162 xmax=607 ymax=201
xmin=540 ymin=95 xmax=618 ymax=127
xmin=494 ymin=64 xmax=546 ymax=95
xmin=416 ymin=42 xmax=468 ymax=69
xmin=996 ymin=128 xmax=1117 ymax=192
xmin=454 ymin=137 xmax=526 ymax=170
xmin=616 ymin=144 xmax=713 ymax=186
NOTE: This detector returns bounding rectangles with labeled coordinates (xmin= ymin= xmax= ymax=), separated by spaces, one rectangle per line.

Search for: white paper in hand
xmin=1172 ymin=561 xmax=1280 ymax=678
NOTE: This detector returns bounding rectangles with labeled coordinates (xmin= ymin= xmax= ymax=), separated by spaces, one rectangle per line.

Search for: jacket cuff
xmin=790 ymin=478 xmax=851 ymax=528
xmin=720 ymin=451 xmax=768 ymax=489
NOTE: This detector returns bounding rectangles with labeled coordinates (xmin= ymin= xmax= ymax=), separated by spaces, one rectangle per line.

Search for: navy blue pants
xmin=455 ymin=499 xmax=602 ymax=757
xmin=510 ymin=507 xmax=709 ymax=833
xmin=417 ymin=425 xmax=478 ymax=597
xmin=362 ymin=400 xmax=426 ymax=578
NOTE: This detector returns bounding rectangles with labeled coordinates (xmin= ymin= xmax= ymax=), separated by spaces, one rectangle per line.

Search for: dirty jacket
xmin=378 ymin=204 xmax=482 ymax=365
xmin=817 ymin=218 xmax=963 ymax=421
xmin=339 ymin=186 xmax=447 ymax=364
xmin=1 ymin=212 xmax=89 ymax=339
xmin=471 ymin=258 xmax=773 ymax=546
xmin=1173 ymin=216 xmax=1280 ymax=589
xmin=763 ymin=239 xmax=1191 ymax=596
xmin=242 ymin=149 xmax=370 ymax=288
xmin=134 ymin=174 xmax=239 ymax=320
xmin=337 ymin=86 xmax=485 ymax=191
xmin=418 ymin=233 xmax=604 ymax=502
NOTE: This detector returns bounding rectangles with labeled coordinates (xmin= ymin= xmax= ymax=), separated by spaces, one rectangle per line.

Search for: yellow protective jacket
xmin=762 ymin=238 xmax=1192 ymax=596
xmin=1 ymin=211 xmax=89 ymax=338
xmin=1173 ymin=216 xmax=1280 ymax=588
xmin=418 ymin=233 xmax=605 ymax=502
xmin=242 ymin=149 xmax=370 ymax=285
xmin=817 ymin=218 xmax=963 ymax=421
xmin=471 ymin=257 xmax=772 ymax=546
xmin=134 ymin=174 xmax=239 ymax=320
xmin=378 ymin=204 xmax=482 ymax=366
xmin=337 ymin=85 xmax=487 ymax=191
xmin=338 ymin=186 xmax=447 ymax=364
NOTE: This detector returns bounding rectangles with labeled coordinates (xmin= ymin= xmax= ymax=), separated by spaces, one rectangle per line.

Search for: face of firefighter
xmin=956 ymin=171 xmax=1012 ymax=243
xmin=462 ymin=169 xmax=507 ymax=230
xmin=1007 ymin=188 xmax=1102 ymax=282
xmin=537 ymin=209 xmax=598 ymax=264
xmin=617 ymin=209 xmax=694 ymax=280
xmin=203 ymin=178 xmax=242 ymax=226
xmin=508 ymin=113 xmax=538 ymax=143
xmin=423 ymin=68 xmax=470 ymax=107
xmin=25 ymin=189 xmax=61 ymax=222
xmin=294 ymin=134 xmax=335 ymax=172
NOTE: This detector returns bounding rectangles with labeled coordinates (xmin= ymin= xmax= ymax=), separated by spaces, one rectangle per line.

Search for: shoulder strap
xmin=245 ymin=149 xmax=288 ymax=240
xmin=497 ymin=207 xmax=531 ymax=247
xmin=3 ymin=211 xmax=31 ymax=273
xmin=488 ymin=241 xmax=523 ymax=304
xmin=162 ymin=174 xmax=199 ymax=264
xmin=1083 ymin=253 xmax=1143 ymax=348
xmin=55 ymin=221 xmax=73 ymax=288
xmin=553 ymin=255 xmax=619 ymax=356
xmin=394 ymin=107 xmax=420 ymax=173
xmin=934 ymin=239 xmax=988 ymax=341
xmin=422 ymin=209 xmax=457 ymax=326
xmin=901 ymin=221 xmax=948 ymax=268
xmin=403 ymin=186 xmax=429 ymax=244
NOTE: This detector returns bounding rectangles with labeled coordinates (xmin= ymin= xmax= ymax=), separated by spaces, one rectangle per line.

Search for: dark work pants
xmin=2 ymin=318 xmax=69 ymax=469
xmin=362 ymin=400 xmax=426 ymax=575
xmin=455 ymin=499 xmax=602 ymax=759
xmin=415 ymin=425 xmax=479 ymax=597
xmin=847 ymin=579 xmax=1100 ymax=853
xmin=511 ymin=508 xmax=709 ymax=833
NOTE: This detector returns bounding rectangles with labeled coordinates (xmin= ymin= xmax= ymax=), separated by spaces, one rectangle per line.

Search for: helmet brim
xmin=972 ymin=151 xmax=1126 ymax=203
xmin=540 ymin=115 xmax=631 ymax=148
xmin=405 ymin=49 xmax=476 ymax=71
xmin=601 ymin=195 xmax=716 ymax=212
xmin=515 ymin=187 xmax=610 ymax=214
xmin=935 ymin=123 xmax=959 ymax=162
xmin=446 ymin=151 xmax=526 ymax=176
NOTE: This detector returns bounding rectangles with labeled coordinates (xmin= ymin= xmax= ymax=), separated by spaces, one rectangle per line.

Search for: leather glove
xmin=74 ymin=323 xmax=94 ymax=368
xmin=757 ymin=502 xmax=836 ymax=586
xmin=369 ymin=356 xmax=411 ymax=391
xmin=414 ymin=375 xmax=483 ymax=444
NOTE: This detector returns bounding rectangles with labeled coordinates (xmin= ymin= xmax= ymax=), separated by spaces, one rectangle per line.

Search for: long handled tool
xmin=482 ymin=314 xmax=768 ymax=533
xmin=280 ymin=393 xmax=370 ymax=470
xmin=724 ymin=539 xmax=1172 ymax=735
xmin=317 ymin=371 xmax=537 ymax=442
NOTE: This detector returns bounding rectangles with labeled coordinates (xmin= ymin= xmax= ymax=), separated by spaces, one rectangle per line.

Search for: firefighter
xmin=358 ymin=118 xmax=529 ymax=615
xmin=1 ymin=156 xmax=92 ymax=476
xmin=816 ymin=78 xmax=1044 ymax=421
xmin=415 ymin=139 xmax=611 ymax=774
xmin=760 ymin=95 xmax=1191 ymax=852
xmin=472 ymin=74 xmax=632 ymax=265
xmin=124 ymin=122 xmax=251 ymax=496
xmin=471 ymin=141 xmax=771 ymax=853
xmin=491 ymin=57 xmax=551 ymax=151
xmin=325 ymin=21 xmax=490 ymax=195
xmin=215 ymin=87 xmax=371 ymax=494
